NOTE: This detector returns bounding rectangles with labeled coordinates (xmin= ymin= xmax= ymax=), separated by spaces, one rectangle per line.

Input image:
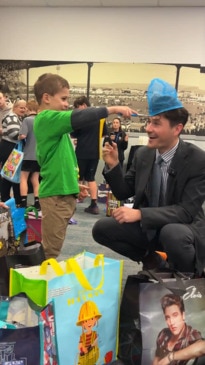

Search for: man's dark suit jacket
xmin=104 ymin=139 xmax=205 ymax=275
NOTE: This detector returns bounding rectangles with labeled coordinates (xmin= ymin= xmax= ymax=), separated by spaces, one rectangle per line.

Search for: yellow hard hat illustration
xmin=76 ymin=301 xmax=102 ymax=326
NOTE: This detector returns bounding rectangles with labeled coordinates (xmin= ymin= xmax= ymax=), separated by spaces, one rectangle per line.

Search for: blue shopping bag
xmin=52 ymin=251 xmax=123 ymax=365
xmin=5 ymin=198 xmax=27 ymax=239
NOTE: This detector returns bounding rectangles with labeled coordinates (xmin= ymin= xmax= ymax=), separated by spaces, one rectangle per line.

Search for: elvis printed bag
xmin=118 ymin=271 xmax=205 ymax=365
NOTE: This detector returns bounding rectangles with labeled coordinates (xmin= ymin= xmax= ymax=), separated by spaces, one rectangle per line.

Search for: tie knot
xmin=156 ymin=155 xmax=163 ymax=165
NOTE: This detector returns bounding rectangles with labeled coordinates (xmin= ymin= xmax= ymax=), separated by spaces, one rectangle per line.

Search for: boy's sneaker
xmin=84 ymin=205 xmax=99 ymax=215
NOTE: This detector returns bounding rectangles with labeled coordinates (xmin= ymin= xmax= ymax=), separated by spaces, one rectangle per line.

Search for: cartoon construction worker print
xmin=76 ymin=301 xmax=102 ymax=365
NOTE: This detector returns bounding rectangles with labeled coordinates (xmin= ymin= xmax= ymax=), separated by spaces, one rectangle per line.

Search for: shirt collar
xmin=156 ymin=140 xmax=179 ymax=164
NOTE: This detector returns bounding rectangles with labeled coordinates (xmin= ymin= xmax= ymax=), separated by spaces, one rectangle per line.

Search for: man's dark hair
xmin=161 ymin=293 xmax=185 ymax=314
xmin=34 ymin=73 xmax=69 ymax=104
xmin=161 ymin=107 xmax=189 ymax=128
xmin=73 ymin=95 xmax=91 ymax=108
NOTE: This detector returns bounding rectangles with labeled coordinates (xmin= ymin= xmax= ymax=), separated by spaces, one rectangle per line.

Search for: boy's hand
xmin=107 ymin=106 xmax=138 ymax=118
xmin=78 ymin=184 xmax=90 ymax=201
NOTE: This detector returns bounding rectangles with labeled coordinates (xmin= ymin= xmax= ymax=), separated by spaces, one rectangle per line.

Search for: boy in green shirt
xmin=33 ymin=73 xmax=137 ymax=259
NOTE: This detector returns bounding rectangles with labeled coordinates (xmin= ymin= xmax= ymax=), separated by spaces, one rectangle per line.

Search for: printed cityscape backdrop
xmin=1 ymin=61 xmax=205 ymax=136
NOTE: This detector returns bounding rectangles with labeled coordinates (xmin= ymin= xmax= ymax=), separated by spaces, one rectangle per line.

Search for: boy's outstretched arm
xmin=71 ymin=106 xmax=138 ymax=130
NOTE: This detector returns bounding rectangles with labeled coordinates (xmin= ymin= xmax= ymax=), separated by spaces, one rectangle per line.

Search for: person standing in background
xmin=71 ymin=96 xmax=108 ymax=215
xmin=18 ymin=99 xmax=41 ymax=210
xmin=0 ymin=99 xmax=27 ymax=204
xmin=0 ymin=91 xmax=13 ymax=137
xmin=0 ymin=91 xmax=13 ymax=196
xmin=108 ymin=117 xmax=128 ymax=167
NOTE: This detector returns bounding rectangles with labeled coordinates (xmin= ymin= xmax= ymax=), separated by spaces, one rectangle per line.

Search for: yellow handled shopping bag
xmin=10 ymin=251 xmax=123 ymax=308
xmin=51 ymin=252 xmax=123 ymax=365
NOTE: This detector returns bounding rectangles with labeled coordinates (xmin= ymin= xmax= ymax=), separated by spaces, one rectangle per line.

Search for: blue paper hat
xmin=147 ymin=78 xmax=183 ymax=116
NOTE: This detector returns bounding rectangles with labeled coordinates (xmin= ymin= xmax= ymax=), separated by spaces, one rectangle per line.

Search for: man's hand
xmin=112 ymin=206 xmax=141 ymax=224
xmin=102 ymin=141 xmax=119 ymax=168
xmin=78 ymin=184 xmax=90 ymax=201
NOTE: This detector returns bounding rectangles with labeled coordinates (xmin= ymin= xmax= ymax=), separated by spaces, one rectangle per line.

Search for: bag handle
xmin=16 ymin=141 xmax=23 ymax=152
xmin=141 ymin=269 xmax=187 ymax=296
xmin=65 ymin=254 xmax=104 ymax=290
xmin=40 ymin=258 xmax=65 ymax=276
xmin=24 ymin=206 xmax=38 ymax=219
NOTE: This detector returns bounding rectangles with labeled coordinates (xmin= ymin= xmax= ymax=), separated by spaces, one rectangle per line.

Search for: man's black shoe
xmin=142 ymin=251 xmax=169 ymax=271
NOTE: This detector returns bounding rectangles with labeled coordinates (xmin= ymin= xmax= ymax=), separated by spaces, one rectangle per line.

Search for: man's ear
xmin=42 ymin=93 xmax=51 ymax=105
xmin=175 ymin=123 xmax=184 ymax=136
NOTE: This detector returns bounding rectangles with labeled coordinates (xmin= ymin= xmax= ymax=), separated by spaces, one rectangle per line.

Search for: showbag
xmin=0 ymin=204 xmax=15 ymax=258
xmin=10 ymin=251 xmax=123 ymax=309
xmin=10 ymin=257 xmax=68 ymax=307
xmin=52 ymin=252 xmax=123 ymax=365
xmin=24 ymin=206 xmax=42 ymax=243
xmin=0 ymin=293 xmax=41 ymax=365
xmin=40 ymin=302 xmax=58 ymax=365
xmin=5 ymin=198 xmax=27 ymax=240
xmin=0 ymin=200 xmax=45 ymax=296
xmin=0 ymin=240 xmax=45 ymax=296
xmin=1 ymin=142 xmax=24 ymax=184
xmin=118 ymin=272 xmax=205 ymax=365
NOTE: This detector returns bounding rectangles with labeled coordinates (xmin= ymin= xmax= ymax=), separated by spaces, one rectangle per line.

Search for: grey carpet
xmin=57 ymin=197 xmax=142 ymax=291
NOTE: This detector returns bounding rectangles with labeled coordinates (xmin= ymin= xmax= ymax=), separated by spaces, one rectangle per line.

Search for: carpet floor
xmin=57 ymin=197 xmax=142 ymax=291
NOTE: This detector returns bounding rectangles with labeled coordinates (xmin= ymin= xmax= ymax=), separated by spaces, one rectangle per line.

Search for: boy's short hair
xmin=73 ymin=95 xmax=91 ymax=108
xmin=34 ymin=73 xmax=70 ymax=104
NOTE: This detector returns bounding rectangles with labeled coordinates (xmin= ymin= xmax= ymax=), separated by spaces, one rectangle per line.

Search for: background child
xmin=19 ymin=99 xmax=40 ymax=210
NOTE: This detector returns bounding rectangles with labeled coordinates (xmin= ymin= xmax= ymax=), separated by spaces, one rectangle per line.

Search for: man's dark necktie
xmin=147 ymin=155 xmax=164 ymax=241
xmin=150 ymin=155 xmax=163 ymax=207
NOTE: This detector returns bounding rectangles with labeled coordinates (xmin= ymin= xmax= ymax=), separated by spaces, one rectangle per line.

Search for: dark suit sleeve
xmin=103 ymin=155 xmax=139 ymax=200
xmin=71 ymin=107 xmax=108 ymax=130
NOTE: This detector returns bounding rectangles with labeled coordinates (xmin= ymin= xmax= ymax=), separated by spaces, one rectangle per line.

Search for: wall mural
xmin=1 ymin=61 xmax=205 ymax=137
